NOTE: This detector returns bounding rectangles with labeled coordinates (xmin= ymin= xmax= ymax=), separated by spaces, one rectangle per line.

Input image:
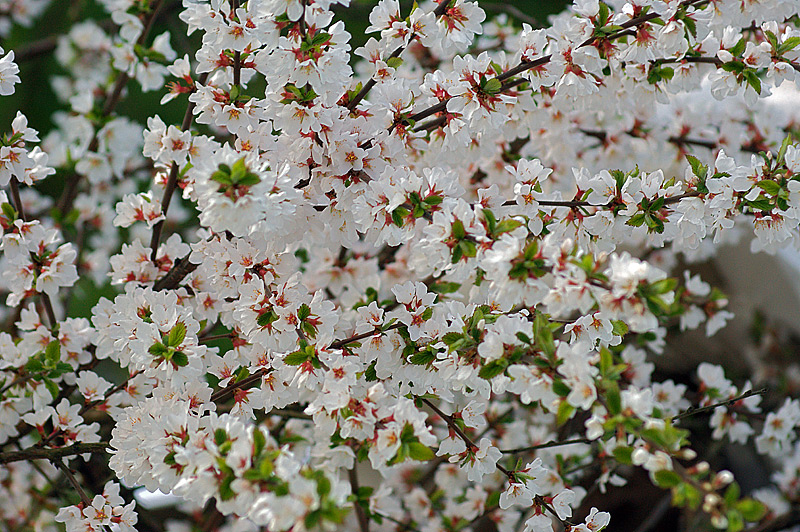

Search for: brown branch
xmin=349 ymin=468 xmax=370 ymax=532
xmin=149 ymin=71 xmax=209 ymax=261
xmin=0 ymin=442 xmax=109 ymax=465
xmin=153 ymin=254 xmax=199 ymax=290
xmin=672 ymin=388 xmax=767 ymax=422
xmin=348 ymin=0 xmax=449 ymax=112
xmin=328 ymin=322 xmax=402 ymax=350
xmin=211 ymin=368 xmax=267 ymax=403
xmin=420 ymin=397 xmax=574 ymax=528
xmin=481 ymin=3 xmax=542 ymax=27
xmin=501 ymin=437 xmax=591 ymax=454
xmin=53 ymin=459 xmax=93 ymax=507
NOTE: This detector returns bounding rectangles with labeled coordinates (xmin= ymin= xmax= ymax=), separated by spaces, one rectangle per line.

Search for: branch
xmin=500 ymin=437 xmax=591 ymax=454
xmin=153 ymin=254 xmax=200 ymax=291
xmin=0 ymin=442 xmax=109 ymax=465
xmin=672 ymin=388 xmax=767 ymax=422
xmin=53 ymin=459 xmax=93 ymax=507
xmin=211 ymin=368 xmax=268 ymax=402
xmin=347 ymin=0 xmax=450 ymax=112
xmin=328 ymin=322 xmax=402 ymax=350
xmin=481 ymin=3 xmax=542 ymax=27
xmin=349 ymin=468 xmax=370 ymax=532
xmin=420 ymin=397 xmax=575 ymax=528
xmin=8 ymin=179 xmax=58 ymax=331
xmin=149 ymin=71 xmax=209 ymax=262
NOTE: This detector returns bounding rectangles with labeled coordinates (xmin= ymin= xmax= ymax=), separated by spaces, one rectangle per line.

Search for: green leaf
xmin=483 ymin=78 xmax=502 ymax=94
xmin=386 ymin=56 xmax=404 ymax=69
xmin=253 ymin=428 xmax=266 ymax=458
xmin=605 ymin=381 xmax=622 ymax=415
xmin=728 ymin=510 xmax=744 ymax=532
xmin=627 ymin=212 xmax=646 ymax=227
xmin=494 ymin=219 xmax=523 ymax=236
xmin=653 ymin=469 xmax=682 ymax=488
xmin=44 ymin=341 xmax=61 ymax=366
xmin=724 ymin=482 xmax=741 ymax=506
xmin=777 ymin=36 xmax=800 ymax=55
xmin=743 ymin=69 xmax=761 ymax=95
xmin=482 ymin=208 xmax=497 ymax=234
xmin=43 ymin=377 xmax=59 ymax=400
xmin=25 ymin=358 xmax=44 ymax=373
xmin=1 ymin=202 xmax=16 ymax=221
xmin=231 ymin=158 xmax=248 ymax=182
xmin=365 ymin=360 xmax=377 ymax=382
xmin=236 ymin=172 xmax=260 ymax=186
xmin=777 ymin=134 xmax=792 ymax=165
xmin=424 ymin=195 xmax=443 ymax=206
xmin=211 ymin=170 xmax=232 ymax=185
xmin=736 ymin=499 xmax=766 ymax=522
xmin=729 ymin=37 xmax=747 ymax=57
xmin=167 ymin=322 xmax=186 ymax=347
xmin=391 ymin=206 xmax=409 ymax=227
xmin=650 ymin=278 xmax=677 ymax=294
xmin=686 ymin=154 xmax=708 ymax=180
xmin=148 ymin=342 xmax=168 ymax=358
xmin=171 ymin=351 xmax=189 ymax=367
xmin=599 ymin=347 xmax=613 ymax=377
xmin=479 ymin=359 xmax=508 ymax=380
xmin=409 ymin=350 xmax=436 ymax=365
xmin=407 ymin=442 xmax=435 ymax=461
xmin=612 ymin=446 xmax=633 ymax=464
xmin=598 ymin=1 xmax=609 ymax=26
xmin=755 ymin=180 xmax=781 ymax=196
xmin=452 ymin=219 xmax=466 ymax=239
xmin=430 ymin=282 xmax=461 ymax=294
xmin=552 ymin=379 xmax=570 ymax=397
xmin=608 ymin=320 xmax=627 ymax=336
xmin=214 ymin=428 xmax=228 ymax=446
xmin=459 ymin=240 xmax=477 ymax=258
xmin=556 ymin=400 xmax=575 ymax=426
xmin=515 ymin=332 xmax=532 ymax=344
xmin=284 ymin=351 xmax=310 ymax=365
xmin=257 ymin=309 xmax=278 ymax=327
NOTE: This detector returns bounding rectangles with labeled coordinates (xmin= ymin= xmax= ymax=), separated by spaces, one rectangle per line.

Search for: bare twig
xmin=0 ymin=442 xmax=109 ymax=465
xmin=672 ymin=388 xmax=767 ymax=422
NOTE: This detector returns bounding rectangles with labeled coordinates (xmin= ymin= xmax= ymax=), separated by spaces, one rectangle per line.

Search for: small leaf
xmin=736 ymin=499 xmax=766 ymax=522
xmin=556 ymin=400 xmax=575 ymax=426
xmin=653 ymin=469 xmax=682 ymax=488
xmin=479 ymin=359 xmax=508 ymax=380
xmin=407 ymin=442 xmax=435 ymax=461
xmin=167 ymin=322 xmax=187 ymax=347
xmin=612 ymin=446 xmax=633 ymax=464
xmin=171 ymin=351 xmax=189 ymax=367
xmin=284 ymin=351 xmax=310 ymax=365
xmin=483 ymin=78 xmax=502 ymax=94
xmin=44 ymin=341 xmax=61 ymax=366
xmin=430 ymin=282 xmax=461 ymax=294
xmin=386 ymin=56 xmax=403 ymax=69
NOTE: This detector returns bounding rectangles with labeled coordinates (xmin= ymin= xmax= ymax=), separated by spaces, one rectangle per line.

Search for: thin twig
xmin=349 ymin=468 xmax=370 ymax=532
xmin=53 ymin=459 xmax=92 ymax=507
xmin=501 ymin=437 xmax=592 ymax=454
xmin=672 ymin=388 xmax=767 ymax=422
xmin=0 ymin=442 xmax=109 ymax=465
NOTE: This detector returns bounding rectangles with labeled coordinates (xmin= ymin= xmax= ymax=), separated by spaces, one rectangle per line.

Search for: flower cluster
xmin=2 ymin=0 xmax=800 ymax=532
